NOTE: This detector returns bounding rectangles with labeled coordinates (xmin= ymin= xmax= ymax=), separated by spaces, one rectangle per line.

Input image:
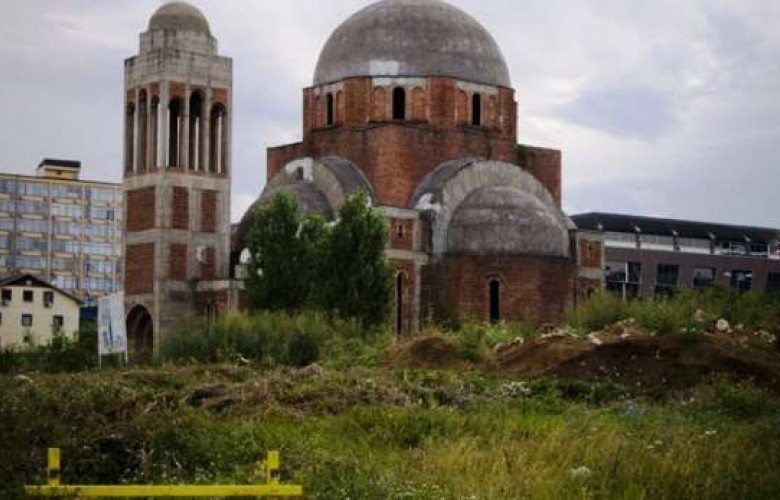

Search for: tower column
xmin=161 ymin=82 xmax=170 ymax=167
xmin=203 ymin=88 xmax=212 ymax=174
xmin=181 ymin=87 xmax=191 ymax=169
xmin=133 ymin=87 xmax=140 ymax=173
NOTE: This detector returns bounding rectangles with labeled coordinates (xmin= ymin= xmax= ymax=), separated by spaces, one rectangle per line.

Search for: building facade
xmin=571 ymin=212 xmax=780 ymax=299
xmin=235 ymin=0 xmax=601 ymax=331
xmin=0 ymin=273 xmax=82 ymax=349
xmin=122 ymin=2 xmax=236 ymax=359
xmin=0 ymin=159 xmax=122 ymax=304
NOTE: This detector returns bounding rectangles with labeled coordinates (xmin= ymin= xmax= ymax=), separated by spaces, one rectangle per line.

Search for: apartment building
xmin=0 ymin=159 xmax=122 ymax=304
xmin=571 ymin=212 xmax=780 ymax=299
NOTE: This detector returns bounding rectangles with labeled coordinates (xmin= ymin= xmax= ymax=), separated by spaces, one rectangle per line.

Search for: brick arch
xmin=411 ymin=159 xmax=568 ymax=255
xmin=126 ymin=304 xmax=153 ymax=363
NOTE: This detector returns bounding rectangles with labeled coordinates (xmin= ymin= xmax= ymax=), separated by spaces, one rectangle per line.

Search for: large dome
xmin=148 ymin=2 xmax=211 ymax=35
xmin=314 ymin=0 xmax=511 ymax=87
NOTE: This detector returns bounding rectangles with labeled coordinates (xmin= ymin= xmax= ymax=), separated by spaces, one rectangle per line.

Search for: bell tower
xmin=122 ymin=2 xmax=232 ymax=358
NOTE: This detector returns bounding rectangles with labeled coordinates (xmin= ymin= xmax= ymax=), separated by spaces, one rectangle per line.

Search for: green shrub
xmin=568 ymin=291 xmax=629 ymax=332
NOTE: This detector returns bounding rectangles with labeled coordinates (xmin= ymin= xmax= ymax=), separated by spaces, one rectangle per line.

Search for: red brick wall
xmin=389 ymin=218 xmax=415 ymax=251
xmin=266 ymin=77 xmax=562 ymax=210
xmin=579 ymin=239 xmax=603 ymax=268
xmin=169 ymin=243 xmax=188 ymax=280
xmin=518 ymin=145 xmax=562 ymax=207
xmin=126 ymin=187 xmax=156 ymax=231
xmin=201 ymin=190 xmax=217 ymax=233
xmin=171 ymin=186 xmax=188 ymax=230
xmin=424 ymin=254 xmax=574 ymax=326
xmin=577 ymin=278 xmax=603 ymax=301
xmin=200 ymin=246 xmax=216 ymax=279
xmin=125 ymin=243 xmax=155 ymax=294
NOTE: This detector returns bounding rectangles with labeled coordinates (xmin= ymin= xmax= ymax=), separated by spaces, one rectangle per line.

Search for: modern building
xmin=0 ymin=160 xmax=123 ymax=304
xmin=571 ymin=212 xmax=780 ymax=299
xmin=0 ymin=273 xmax=82 ymax=349
xmin=235 ymin=0 xmax=602 ymax=332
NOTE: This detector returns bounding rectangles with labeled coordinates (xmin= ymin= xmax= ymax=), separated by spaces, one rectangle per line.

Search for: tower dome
xmin=314 ymin=0 xmax=510 ymax=87
xmin=148 ymin=2 xmax=211 ymax=35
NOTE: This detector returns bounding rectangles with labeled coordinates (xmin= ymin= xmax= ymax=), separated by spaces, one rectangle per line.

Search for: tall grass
xmin=570 ymin=287 xmax=780 ymax=340
xmin=164 ymin=311 xmax=392 ymax=368
xmin=1 ymin=365 xmax=778 ymax=498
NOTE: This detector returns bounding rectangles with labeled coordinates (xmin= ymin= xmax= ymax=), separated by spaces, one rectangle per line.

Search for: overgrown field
xmin=2 ymin=364 xmax=779 ymax=499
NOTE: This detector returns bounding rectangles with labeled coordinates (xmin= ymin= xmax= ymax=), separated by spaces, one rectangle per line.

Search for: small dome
xmin=148 ymin=2 xmax=211 ymax=35
xmin=448 ymin=186 xmax=569 ymax=256
xmin=314 ymin=0 xmax=510 ymax=87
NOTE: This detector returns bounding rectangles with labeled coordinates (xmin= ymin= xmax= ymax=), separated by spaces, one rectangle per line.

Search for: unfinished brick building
xmin=235 ymin=0 xmax=603 ymax=332
xmin=122 ymin=2 xmax=238 ymax=358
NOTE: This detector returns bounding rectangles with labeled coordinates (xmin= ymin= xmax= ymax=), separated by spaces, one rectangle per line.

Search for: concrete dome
xmin=149 ymin=2 xmax=211 ymax=35
xmin=314 ymin=0 xmax=510 ymax=87
xmin=448 ymin=186 xmax=570 ymax=256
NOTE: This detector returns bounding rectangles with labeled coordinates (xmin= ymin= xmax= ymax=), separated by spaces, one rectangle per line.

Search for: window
xmin=766 ymin=273 xmax=780 ymax=294
xmin=730 ymin=269 xmax=753 ymax=292
xmin=489 ymin=278 xmax=501 ymax=323
xmin=43 ymin=291 xmax=54 ymax=307
xmin=471 ymin=93 xmax=482 ymax=126
xmin=23 ymin=290 xmax=33 ymax=302
xmin=655 ymin=264 xmax=679 ymax=298
xmin=21 ymin=314 xmax=32 ymax=327
xmin=605 ymin=261 xmax=641 ymax=300
xmin=326 ymin=93 xmax=334 ymax=126
xmin=1 ymin=289 xmax=11 ymax=303
xmin=693 ymin=267 xmax=716 ymax=290
xmin=392 ymin=87 xmax=406 ymax=120
xmin=52 ymin=315 xmax=64 ymax=330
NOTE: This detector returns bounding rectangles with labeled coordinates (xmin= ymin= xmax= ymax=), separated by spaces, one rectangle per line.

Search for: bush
xmin=0 ymin=322 xmax=98 ymax=374
xmin=568 ymin=291 xmax=629 ymax=332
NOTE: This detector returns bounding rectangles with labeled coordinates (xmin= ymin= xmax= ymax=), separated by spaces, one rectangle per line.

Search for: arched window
xmin=326 ymin=93 xmax=334 ymax=126
xmin=489 ymin=278 xmax=500 ymax=323
xmin=471 ymin=93 xmax=482 ymax=126
xmin=189 ymin=90 xmax=204 ymax=170
xmin=168 ymin=98 xmax=182 ymax=167
xmin=209 ymin=104 xmax=227 ymax=174
xmin=392 ymin=87 xmax=406 ymax=120
xmin=138 ymin=90 xmax=148 ymax=172
xmin=150 ymin=96 xmax=160 ymax=169
xmin=396 ymin=272 xmax=405 ymax=333
xmin=124 ymin=102 xmax=135 ymax=173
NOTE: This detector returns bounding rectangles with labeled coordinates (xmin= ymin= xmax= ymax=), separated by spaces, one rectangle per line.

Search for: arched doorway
xmin=126 ymin=305 xmax=153 ymax=363
xmin=488 ymin=278 xmax=501 ymax=324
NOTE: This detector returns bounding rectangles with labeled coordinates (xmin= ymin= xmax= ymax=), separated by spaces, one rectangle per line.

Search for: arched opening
xmin=489 ymin=278 xmax=500 ymax=323
xmin=392 ymin=87 xmax=406 ymax=120
xmin=396 ymin=272 xmax=405 ymax=334
xmin=209 ymin=104 xmax=227 ymax=174
xmin=326 ymin=93 xmax=334 ymax=126
xmin=471 ymin=93 xmax=482 ymax=126
xmin=138 ymin=90 xmax=148 ymax=172
xmin=124 ymin=103 xmax=135 ymax=173
xmin=126 ymin=304 xmax=153 ymax=363
xmin=168 ymin=98 xmax=183 ymax=167
xmin=189 ymin=90 xmax=204 ymax=171
xmin=150 ymin=96 xmax=160 ymax=169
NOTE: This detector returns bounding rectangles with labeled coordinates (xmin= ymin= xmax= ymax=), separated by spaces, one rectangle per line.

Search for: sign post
xmin=97 ymin=293 xmax=127 ymax=367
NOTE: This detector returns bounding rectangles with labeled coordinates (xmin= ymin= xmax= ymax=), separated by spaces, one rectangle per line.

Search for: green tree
xmin=245 ymin=191 xmax=328 ymax=312
xmin=322 ymin=190 xmax=394 ymax=329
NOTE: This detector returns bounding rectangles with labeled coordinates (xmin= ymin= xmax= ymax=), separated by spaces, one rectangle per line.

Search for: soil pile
xmin=496 ymin=333 xmax=780 ymax=395
xmin=386 ymin=335 xmax=473 ymax=370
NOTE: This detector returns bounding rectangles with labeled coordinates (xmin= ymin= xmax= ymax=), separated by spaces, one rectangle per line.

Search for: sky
xmin=0 ymin=0 xmax=779 ymax=227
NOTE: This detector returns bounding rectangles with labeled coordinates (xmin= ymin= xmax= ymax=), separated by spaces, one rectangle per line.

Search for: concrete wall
xmin=0 ymin=284 xmax=79 ymax=348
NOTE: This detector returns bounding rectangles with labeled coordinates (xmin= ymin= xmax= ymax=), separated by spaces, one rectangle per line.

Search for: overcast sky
xmin=1 ymin=0 xmax=778 ymax=227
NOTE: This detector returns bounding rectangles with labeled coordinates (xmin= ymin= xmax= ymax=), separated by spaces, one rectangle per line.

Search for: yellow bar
xmin=267 ymin=450 xmax=280 ymax=485
xmin=24 ymin=484 xmax=303 ymax=497
xmin=47 ymin=448 xmax=60 ymax=486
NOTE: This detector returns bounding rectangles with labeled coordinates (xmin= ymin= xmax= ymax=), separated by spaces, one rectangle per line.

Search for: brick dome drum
xmin=313 ymin=0 xmax=511 ymax=87
xmin=148 ymin=2 xmax=211 ymax=34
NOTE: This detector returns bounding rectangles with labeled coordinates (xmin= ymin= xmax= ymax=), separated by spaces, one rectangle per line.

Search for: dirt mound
xmin=497 ymin=334 xmax=780 ymax=394
xmin=386 ymin=335 xmax=473 ymax=370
